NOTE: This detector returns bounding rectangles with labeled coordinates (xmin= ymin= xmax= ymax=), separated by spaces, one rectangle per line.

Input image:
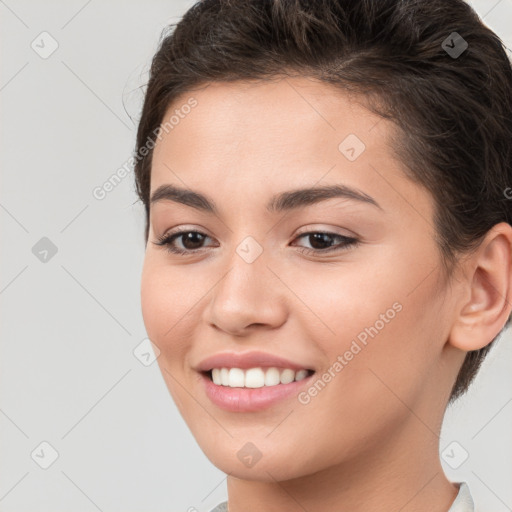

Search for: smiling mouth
xmin=200 ymin=368 xmax=315 ymax=389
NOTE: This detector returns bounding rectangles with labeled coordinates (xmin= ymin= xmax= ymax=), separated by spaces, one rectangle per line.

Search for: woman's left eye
xmin=152 ymin=230 xmax=359 ymax=256
xmin=292 ymin=232 xmax=359 ymax=254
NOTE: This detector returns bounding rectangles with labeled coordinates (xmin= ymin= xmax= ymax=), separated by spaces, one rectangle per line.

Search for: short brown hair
xmin=133 ymin=0 xmax=512 ymax=404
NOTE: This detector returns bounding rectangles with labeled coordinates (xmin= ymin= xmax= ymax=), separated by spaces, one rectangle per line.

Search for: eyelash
xmin=152 ymin=229 xmax=359 ymax=256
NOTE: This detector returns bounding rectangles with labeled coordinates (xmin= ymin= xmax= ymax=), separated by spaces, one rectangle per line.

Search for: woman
xmin=134 ymin=0 xmax=512 ymax=510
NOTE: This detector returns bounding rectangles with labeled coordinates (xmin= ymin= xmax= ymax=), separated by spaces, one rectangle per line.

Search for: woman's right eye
xmin=153 ymin=230 xmax=214 ymax=255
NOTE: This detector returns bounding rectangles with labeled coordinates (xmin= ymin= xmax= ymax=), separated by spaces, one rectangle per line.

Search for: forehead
xmin=148 ymin=76 xmax=434 ymax=226
xmin=155 ymin=77 xmax=383 ymax=155
xmin=152 ymin=77 xmax=396 ymax=183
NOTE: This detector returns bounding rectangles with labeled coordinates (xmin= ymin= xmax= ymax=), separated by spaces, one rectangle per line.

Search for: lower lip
xmin=200 ymin=371 xmax=315 ymax=412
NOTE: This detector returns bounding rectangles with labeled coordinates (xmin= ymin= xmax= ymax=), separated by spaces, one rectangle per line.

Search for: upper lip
xmin=195 ymin=351 xmax=315 ymax=372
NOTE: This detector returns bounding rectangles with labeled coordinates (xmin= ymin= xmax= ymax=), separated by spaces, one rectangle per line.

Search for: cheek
xmin=297 ymin=247 xmax=442 ymax=398
xmin=285 ymin=259 xmax=403 ymax=343
xmin=140 ymin=259 xmax=198 ymax=412
xmin=140 ymin=258 xmax=190 ymax=355
xmin=140 ymin=260 xmax=167 ymax=341
xmin=289 ymin=279 xmax=441 ymax=466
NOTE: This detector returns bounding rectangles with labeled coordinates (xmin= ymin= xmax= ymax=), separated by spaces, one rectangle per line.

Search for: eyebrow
xmin=149 ymin=183 xmax=382 ymax=214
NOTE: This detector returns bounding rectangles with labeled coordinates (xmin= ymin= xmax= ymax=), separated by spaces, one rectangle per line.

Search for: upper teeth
xmin=210 ymin=367 xmax=310 ymax=388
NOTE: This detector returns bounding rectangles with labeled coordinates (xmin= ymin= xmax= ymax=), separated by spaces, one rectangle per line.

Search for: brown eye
xmin=153 ymin=230 xmax=213 ymax=255
xmin=293 ymin=232 xmax=359 ymax=255
xmin=176 ymin=231 xmax=207 ymax=250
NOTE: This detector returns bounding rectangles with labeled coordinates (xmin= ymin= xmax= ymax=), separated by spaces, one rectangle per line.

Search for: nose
xmin=202 ymin=242 xmax=288 ymax=336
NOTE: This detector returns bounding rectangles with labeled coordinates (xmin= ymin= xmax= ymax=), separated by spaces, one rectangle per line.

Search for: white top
xmin=208 ymin=481 xmax=474 ymax=512
xmin=447 ymin=482 xmax=475 ymax=512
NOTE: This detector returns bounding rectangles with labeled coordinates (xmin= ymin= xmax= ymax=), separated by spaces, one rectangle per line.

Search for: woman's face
xmin=140 ymin=77 xmax=465 ymax=481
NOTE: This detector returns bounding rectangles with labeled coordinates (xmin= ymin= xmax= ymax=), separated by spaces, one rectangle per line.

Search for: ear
xmin=448 ymin=222 xmax=512 ymax=351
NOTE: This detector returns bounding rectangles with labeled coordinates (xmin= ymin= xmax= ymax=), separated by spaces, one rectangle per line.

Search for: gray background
xmin=1 ymin=1 xmax=511 ymax=511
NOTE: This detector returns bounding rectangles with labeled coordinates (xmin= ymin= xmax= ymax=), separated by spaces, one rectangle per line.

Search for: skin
xmin=140 ymin=76 xmax=512 ymax=512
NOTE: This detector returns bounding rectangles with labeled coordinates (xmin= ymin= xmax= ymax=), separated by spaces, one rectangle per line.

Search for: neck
xmin=224 ymin=414 xmax=459 ymax=512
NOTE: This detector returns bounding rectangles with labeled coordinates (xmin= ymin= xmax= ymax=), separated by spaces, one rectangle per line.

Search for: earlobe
xmin=448 ymin=222 xmax=512 ymax=352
